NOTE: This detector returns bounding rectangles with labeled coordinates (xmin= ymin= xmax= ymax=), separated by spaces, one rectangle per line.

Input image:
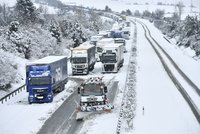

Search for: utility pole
xmin=174 ymin=0 xmax=177 ymax=14
xmin=190 ymin=0 xmax=193 ymax=13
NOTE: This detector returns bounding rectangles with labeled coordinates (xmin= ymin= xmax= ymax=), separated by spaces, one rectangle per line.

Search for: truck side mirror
xmin=78 ymin=87 xmax=80 ymax=94
xmin=104 ymin=86 xmax=107 ymax=93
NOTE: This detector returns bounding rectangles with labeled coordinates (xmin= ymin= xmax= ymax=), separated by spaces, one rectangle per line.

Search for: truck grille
xmin=76 ymin=65 xmax=84 ymax=68
xmin=33 ymin=88 xmax=48 ymax=93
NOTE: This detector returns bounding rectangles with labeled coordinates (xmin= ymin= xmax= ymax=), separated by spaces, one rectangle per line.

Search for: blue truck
xmin=26 ymin=56 xmax=68 ymax=103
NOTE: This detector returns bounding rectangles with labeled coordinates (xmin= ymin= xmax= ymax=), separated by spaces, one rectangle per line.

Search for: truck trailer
xmin=71 ymin=44 xmax=96 ymax=75
xmin=90 ymin=35 xmax=103 ymax=46
xmin=26 ymin=56 xmax=68 ymax=103
xmin=101 ymin=43 xmax=124 ymax=73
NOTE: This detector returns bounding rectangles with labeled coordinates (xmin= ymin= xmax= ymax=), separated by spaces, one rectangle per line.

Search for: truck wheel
xmin=91 ymin=65 xmax=94 ymax=70
xmin=61 ymin=85 xmax=65 ymax=91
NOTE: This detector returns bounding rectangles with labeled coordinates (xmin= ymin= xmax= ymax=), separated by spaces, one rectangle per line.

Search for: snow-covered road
xmin=133 ymin=18 xmax=200 ymax=134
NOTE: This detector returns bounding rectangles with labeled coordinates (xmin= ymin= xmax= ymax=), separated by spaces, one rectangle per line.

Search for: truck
xmin=71 ymin=43 xmax=96 ymax=75
xmin=114 ymin=38 xmax=127 ymax=53
xmin=101 ymin=43 xmax=124 ymax=73
xmin=122 ymin=27 xmax=130 ymax=39
xmin=112 ymin=30 xmax=123 ymax=38
xmin=76 ymin=77 xmax=114 ymax=120
xmin=90 ymin=35 xmax=103 ymax=46
xmin=26 ymin=56 xmax=68 ymax=104
xmin=95 ymin=38 xmax=114 ymax=61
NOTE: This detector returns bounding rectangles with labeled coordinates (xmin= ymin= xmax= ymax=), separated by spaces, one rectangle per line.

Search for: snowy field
xmin=62 ymin=0 xmax=200 ymax=19
xmin=0 ymin=80 xmax=78 ymax=134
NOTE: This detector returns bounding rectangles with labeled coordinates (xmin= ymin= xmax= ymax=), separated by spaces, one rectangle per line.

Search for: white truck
xmin=95 ymin=38 xmax=114 ymax=61
xmin=76 ymin=77 xmax=114 ymax=120
xmin=90 ymin=35 xmax=103 ymax=46
xmin=122 ymin=27 xmax=130 ymax=40
xmin=101 ymin=43 xmax=124 ymax=73
xmin=71 ymin=44 xmax=96 ymax=75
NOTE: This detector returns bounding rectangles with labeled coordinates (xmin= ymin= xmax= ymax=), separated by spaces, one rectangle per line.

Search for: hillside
xmin=0 ymin=0 xmax=114 ymax=96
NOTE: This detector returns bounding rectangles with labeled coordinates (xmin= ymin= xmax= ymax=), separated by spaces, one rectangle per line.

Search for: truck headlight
xmin=47 ymin=94 xmax=52 ymax=99
xmin=29 ymin=95 xmax=34 ymax=98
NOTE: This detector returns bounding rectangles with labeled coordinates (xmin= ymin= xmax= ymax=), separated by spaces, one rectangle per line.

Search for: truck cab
xmin=77 ymin=77 xmax=108 ymax=112
xmin=26 ymin=65 xmax=53 ymax=103
xmin=71 ymin=44 xmax=96 ymax=75
xmin=101 ymin=43 xmax=124 ymax=73
xmin=26 ymin=56 xmax=68 ymax=104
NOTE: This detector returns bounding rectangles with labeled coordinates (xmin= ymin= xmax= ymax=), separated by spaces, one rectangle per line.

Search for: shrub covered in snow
xmin=0 ymin=1 xmax=114 ymax=92
xmin=0 ymin=50 xmax=17 ymax=90
xmin=154 ymin=15 xmax=200 ymax=57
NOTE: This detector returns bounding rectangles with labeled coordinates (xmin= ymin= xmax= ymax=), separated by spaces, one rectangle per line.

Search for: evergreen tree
xmin=15 ymin=0 xmax=38 ymax=24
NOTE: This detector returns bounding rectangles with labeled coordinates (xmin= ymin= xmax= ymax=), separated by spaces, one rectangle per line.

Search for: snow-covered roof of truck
xmin=103 ymin=43 xmax=123 ymax=48
xmin=72 ymin=43 xmax=95 ymax=50
xmin=97 ymin=38 xmax=114 ymax=44
xmin=28 ymin=56 xmax=67 ymax=65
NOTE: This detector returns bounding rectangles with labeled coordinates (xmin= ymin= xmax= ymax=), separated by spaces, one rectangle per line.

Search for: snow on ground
xmin=34 ymin=3 xmax=59 ymax=14
xmin=79 ymin=17 xmax=200 ymax=134
xmin=62 ymin=0 xmax=200 ymax=19
xmin=139 ymin=18 xmax=200 ymax=91
xmin=136 ymin=18 xmax=200 ymax=110
xmin=0 ymin=80 xmax=78 ymax=134
xmin=0 ymin=53 xmax=28 ymax=98
xmin=133 ymin=20 xmax=200 ymax=134
xmin=0 ymin=0 xmax=16 ymax=6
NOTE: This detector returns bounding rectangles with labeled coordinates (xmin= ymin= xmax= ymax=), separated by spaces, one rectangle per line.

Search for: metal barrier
xmin=0 ymin=84 xmax=26 ymax=104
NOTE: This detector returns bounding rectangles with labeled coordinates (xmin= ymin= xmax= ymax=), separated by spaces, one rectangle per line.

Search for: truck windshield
xmin=101 ymin=53 xmax=116 ymax=63
xmin=73 ymin=57 xmax=86 ymax=63
xmin=29 ymin=77 xmax=51 ymax=86
xmin=81 ymin=83 xmax=103 ymax=96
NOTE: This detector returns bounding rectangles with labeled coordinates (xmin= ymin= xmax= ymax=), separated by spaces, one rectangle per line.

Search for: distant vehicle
xmin=121 ymin=28 xmax=130 ymax=39
xmin=90 ymin=35 xmax=103 ymax=46
xmin=98 ymin=31 xmax=110 ymax=38
xmin=114 ymin=38 xmax=127 ymax=53
xmin=125 ymin=21 xmax=131 ymax=27
xmin=76 ymin=77 xmax=114 ymax=120
xmin=101 ymin=43 xmax=124 ymax=73
xmin=26 ymin=56 xmax=68 ymax=104
xmin=71 ymin=43 xmax=96 ymax=75
xmin=112 ymin=31 xmax=123 ymax=38
xmin=95 ymin=38 xmax=115 ymax=61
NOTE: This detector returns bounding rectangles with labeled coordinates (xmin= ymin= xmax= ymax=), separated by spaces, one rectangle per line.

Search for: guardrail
xmin=116 ymin=20 xmax=137 ymax=133
xmin=0 ymin=84 xmax=26 ymax=104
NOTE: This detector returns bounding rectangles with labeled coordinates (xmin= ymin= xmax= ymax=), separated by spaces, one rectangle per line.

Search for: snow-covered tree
xmin=50 ymin=23 xmax=61 ymax=43
xmin=15 ymin=0 xmax=38 ymax=24
xmin=143 ymin=10 xmax=151 ymax=18
xmin=153 ymin=9 xmax=165 ymax=20
xmin=0 ymin=50 xmax=17 ymax=90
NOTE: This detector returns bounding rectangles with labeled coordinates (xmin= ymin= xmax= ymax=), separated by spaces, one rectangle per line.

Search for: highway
xmin=37 ymin=81 xmax=119 ymax=134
